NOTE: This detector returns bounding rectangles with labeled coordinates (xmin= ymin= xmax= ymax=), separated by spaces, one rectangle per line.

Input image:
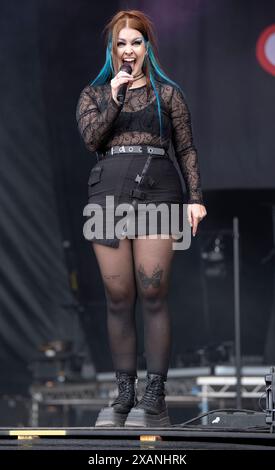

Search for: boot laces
xmin=138 ymin=377 xmax=165 ymax=407
xmin=113 ymin=375 xmax=136 ymax=405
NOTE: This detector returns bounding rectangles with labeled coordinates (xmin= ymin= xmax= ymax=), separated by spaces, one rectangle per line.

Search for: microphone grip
xmin=116 ymin=62 xmax=132 ymax=105
xmin=117 ymin=83 xmax=128 ymax=105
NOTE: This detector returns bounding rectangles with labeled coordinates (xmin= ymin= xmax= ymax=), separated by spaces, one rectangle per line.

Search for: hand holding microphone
xmin=111 ymin=62 xmax=134 ymax=105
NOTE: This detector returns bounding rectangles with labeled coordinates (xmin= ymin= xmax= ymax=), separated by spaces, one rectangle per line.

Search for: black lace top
xmin=76 ymin=81 xmax=204 ymax=204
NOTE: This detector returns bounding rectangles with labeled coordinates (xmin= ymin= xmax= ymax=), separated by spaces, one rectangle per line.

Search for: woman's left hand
xmin=187 ymin=203 xmax=207 ymax=237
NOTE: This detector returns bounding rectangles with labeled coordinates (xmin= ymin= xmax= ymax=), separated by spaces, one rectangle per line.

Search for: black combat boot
xmin=95 ymin=372 xmax=137 ymax=427
xmin=124 ymin=373 xmax=170 ymax=427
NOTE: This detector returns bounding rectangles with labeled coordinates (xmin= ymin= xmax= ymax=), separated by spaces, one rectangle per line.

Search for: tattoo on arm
xmin=137 ymin=264 xmax=163 ymax=289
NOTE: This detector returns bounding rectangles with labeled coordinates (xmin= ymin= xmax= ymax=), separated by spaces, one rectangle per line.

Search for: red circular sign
xmin=256 ymin=24 xmax=275 ymax=76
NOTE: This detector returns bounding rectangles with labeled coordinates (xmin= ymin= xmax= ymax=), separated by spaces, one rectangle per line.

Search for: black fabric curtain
xmin=0 ymin=0 xmax=89 ymax=385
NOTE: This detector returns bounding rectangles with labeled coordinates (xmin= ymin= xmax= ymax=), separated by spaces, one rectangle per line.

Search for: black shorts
xmin=85 ymin=152 xmax=185 ymax=248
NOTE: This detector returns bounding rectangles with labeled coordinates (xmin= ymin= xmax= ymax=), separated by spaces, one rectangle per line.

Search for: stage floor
xmin=0 ymin=425 xmax=274 ymax=450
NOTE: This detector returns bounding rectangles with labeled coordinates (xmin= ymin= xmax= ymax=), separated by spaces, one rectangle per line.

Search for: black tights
xmin=93 ymin=237 xmax=175 ymax=377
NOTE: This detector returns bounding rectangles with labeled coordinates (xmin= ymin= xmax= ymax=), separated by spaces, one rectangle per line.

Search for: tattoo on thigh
xmin=104 ymin=274 xmax=121 ymax=280
xmin=137 ymin=264 xmax=163 ymax=289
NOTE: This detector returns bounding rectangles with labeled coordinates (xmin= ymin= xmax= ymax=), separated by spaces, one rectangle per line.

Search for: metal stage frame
xmin=28 ymin=366 xmax=270 ymax=428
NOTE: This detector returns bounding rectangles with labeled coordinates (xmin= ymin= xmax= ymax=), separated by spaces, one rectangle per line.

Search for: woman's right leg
xmin=92 ymin=239 xmax=138 ymax=426
xmin=92 ymin=238 xmax=137 ymax=374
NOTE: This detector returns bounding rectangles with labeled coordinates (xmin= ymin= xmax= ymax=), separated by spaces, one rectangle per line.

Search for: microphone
xmin=117 ymin=62 xmax=133 ymax=105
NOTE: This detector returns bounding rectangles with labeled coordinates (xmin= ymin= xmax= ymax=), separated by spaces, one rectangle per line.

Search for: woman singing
xmin=76 ymin=10 xmax=207 ymax=427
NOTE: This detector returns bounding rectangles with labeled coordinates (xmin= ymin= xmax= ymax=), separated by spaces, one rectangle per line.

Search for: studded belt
xmin=97 ymin=145 xmax=167 ymax=160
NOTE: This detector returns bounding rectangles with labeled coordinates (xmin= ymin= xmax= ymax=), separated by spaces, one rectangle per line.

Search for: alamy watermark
xmin=83 ymin=196 xmax=191 ymax=250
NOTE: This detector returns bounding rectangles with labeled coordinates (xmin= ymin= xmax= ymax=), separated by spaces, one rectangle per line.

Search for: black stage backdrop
xmin=122 ymin=0 xmax=275 ymax=189
xmin=0 ymin=0 xmax=274 ymax=389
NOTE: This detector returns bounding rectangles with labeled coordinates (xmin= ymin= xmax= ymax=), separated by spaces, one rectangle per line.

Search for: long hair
xmin=90 ymin=10 xmax=183 ymax=143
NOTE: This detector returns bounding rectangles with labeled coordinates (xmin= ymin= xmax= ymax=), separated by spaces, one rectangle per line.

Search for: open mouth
xmin=122 ymin=59 xmax=136 ymax=69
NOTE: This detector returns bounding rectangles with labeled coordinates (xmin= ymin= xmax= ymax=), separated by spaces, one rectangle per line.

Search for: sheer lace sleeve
xmin=170 ymin=86 xmax=204 ymax=204
xmin=76 ymin=85 xmax=122 ymax=152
